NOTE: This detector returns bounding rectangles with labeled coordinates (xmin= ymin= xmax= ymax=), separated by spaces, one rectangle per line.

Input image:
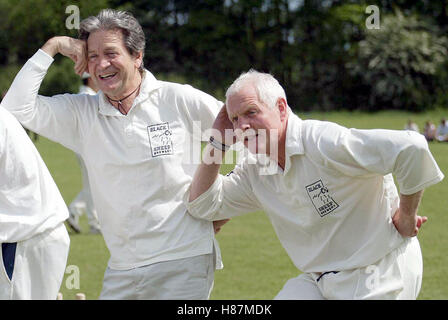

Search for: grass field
xmin=33 ymin=109 xmax=448 ymax=300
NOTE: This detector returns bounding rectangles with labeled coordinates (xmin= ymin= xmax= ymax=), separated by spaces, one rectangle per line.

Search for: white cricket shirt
xmin=0 ymin=106 xmax=69 ymax=242
xmin=2 ymin=49 xmax=223 ymax=270
xmin=187 ymin=113 xmax=444 ymax=273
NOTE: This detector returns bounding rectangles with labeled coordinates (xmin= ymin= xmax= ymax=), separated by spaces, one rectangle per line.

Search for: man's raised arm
xmin=41 ymin=37 xmax=87 ymax=75
xmin=0 ymin=37 xmax=88 ymax=153
xmin=189 ymin=106 xmax=232 ymax=202
xmin=186 ymin=105 xmax=262 ymax=222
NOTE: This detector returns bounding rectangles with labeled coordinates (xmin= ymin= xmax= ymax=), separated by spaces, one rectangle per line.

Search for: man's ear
xmin=277 ymin=98 xmax=288 ymax=121
xmin=134 ymin=51 xmax=143 ymax=69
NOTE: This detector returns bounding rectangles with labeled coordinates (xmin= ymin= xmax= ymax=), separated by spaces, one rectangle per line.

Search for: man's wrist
xmin=209 ymin=136 xmax=230 ymax=152
xmin=399 ymin=191 xmax=423 ymax=217
xmin=41 ymin=37 xmax=59 ymax=57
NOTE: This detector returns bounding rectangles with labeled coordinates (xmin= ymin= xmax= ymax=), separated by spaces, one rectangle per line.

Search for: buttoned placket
xmin=123 ymin=113 xmax=135 ymax=147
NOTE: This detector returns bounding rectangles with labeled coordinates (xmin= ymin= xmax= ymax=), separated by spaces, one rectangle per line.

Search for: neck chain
xmin=106 ymin=84 xmax=141 ymax=115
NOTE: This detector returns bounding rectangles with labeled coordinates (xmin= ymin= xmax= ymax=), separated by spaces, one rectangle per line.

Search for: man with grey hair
xmin=1 ymin=9 xmax=224 ymax=299
xmin=186 ymin=69 xmax=444 ymax=299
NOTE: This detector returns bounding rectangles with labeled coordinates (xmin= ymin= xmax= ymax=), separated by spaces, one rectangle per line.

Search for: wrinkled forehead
xmin=226 ymin=85 xmax=260 ymax=114
xmin=87 ymin=29 xmax=126 ymax=51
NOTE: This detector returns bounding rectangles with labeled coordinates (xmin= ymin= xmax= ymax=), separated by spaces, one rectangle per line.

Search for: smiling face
xmin=226 ymin=84 xmax=287 ymax=156
xmin=87 ymin=29 xmax=142 ymax=99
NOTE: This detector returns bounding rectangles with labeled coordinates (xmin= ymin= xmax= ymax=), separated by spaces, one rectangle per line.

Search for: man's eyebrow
xmin=241 ymin=104 xmax=257 ymax=113
xmin=87 ymin=46 xmax=117 ymax=53
xmin=229 ymin=105 xmax=254 ymax=119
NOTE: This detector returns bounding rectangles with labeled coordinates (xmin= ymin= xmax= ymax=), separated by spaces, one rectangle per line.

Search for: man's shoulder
xmin=300 ymin=118 xmax=346 ymax=139
xmin=156 ymin=80 xmax=217 ymax=102
xmin=61 ymin=92 xmax=99 ymax=106
xmin=0 ymin=106 xmax=36 ymax=151
xmin=49 ymin=92 xmax=100 ymax=118
xmin=157 ymin=80 xmax=196 ymax=94
xmin=297 ymin=118 xmax=352 ymax=161
xmin=0 ymin=106 xmax=24 ymax=130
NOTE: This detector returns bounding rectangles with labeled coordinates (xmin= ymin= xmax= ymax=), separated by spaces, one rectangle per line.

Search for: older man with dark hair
xmin=1 ymin=9 xmax=223 ymax=300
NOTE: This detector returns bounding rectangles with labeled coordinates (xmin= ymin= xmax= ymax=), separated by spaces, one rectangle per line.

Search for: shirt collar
xmin=285 ymin=110 xmax=304 ymax=158
xmin=98 ymin=69 xmax=162 ymax=116
xmin=257 ymin=110 xmax=304 ymax=176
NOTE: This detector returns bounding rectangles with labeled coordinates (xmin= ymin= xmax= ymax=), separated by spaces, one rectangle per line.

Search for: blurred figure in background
xmin=66 ymin=72 xmax=101 ymax=234
xmin=423 ymin=120 xmax=436 ymax=142
xmin=404 ymin=119 xmax=419 ymax=132
xmin=79 ymin=71 xmax=98 ymax=95
xmin=436 ymin=118 xmax=448 ymax=142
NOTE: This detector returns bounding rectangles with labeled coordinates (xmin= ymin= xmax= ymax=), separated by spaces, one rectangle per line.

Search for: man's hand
xmin=213 ymin=219 xmax=230 ymax=234
xmin=392 ymin=209 xmax=427 ymax=237
xmin=189 ymin=105 xmax=233 ymax=203
xmin=392 ymin=190 xmax=426 ymax=237
xmin=41 ymin=36 xmax=87 ymax=76
xmin=212 ymin=105 xmax=235 ymax=146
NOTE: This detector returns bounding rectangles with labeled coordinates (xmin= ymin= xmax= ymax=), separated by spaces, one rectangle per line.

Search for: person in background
xmin=66 ymin=72 xmax=101 ymax=234
xmin=423 ymin=120 xmax=436 ymax=142
xmin=79 ymin=71 xmax=99 ymax=95
xmin=404 ymin=119 xmax=419 ymax=132
xmin=436 ymin=118 xmax=448 ymax=142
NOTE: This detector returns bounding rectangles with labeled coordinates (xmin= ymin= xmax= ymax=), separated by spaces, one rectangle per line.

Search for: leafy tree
xmin=348 ymin=10 xmax=448 ymax=111
xmin=0 ymin=0 xmax=110 ymax=95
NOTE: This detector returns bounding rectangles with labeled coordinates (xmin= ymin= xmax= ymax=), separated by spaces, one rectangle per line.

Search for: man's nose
xmin=98 ymin=56 xmax=111 ymax=69
xmin=234 ymin=118 xmax=251 ymax=140
xmin=237 ymin=117 xmax=250 ymax=131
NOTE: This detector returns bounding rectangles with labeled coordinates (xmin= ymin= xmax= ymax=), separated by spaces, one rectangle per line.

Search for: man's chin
xmin=244 ymin=138 xmax=268 ymax=154
xmin=101 ymin=86 xmax=120 ymax=97
xmin=244 ymin=142 xmax=267 ymax=155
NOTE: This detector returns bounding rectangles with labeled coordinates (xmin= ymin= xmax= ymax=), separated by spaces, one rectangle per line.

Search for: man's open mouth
xmin=99 ymin=73 xmax=117 ymax=80
xmin=244 ymin=134 xmax=259 ymax=142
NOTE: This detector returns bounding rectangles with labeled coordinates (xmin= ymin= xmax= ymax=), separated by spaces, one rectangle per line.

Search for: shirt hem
xmin=107 ymin=242 xmax=215 ymax=271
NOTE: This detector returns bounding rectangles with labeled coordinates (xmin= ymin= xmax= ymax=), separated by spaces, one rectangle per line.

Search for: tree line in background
xmin=1 ymin=0 xmax=448 ymax=112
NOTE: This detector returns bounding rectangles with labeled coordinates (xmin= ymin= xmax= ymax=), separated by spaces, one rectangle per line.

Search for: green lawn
xmin=33 ymin=109 xmax=448 ymax=300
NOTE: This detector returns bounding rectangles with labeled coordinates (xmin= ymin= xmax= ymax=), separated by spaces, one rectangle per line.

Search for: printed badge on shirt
xmin=147 ymin=122 xmax=174 ymax=157
xmin=306 ymin=179 xmax=339 ymax=217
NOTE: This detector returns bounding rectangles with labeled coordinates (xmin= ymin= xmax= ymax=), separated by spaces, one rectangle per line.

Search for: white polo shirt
xmin=186 ymin=112 xmax=444 ymax=273
xmin=0 ymin=106 xmax=69 ymax=242
xmin=2 ymin=49 xmax=223 ymax=270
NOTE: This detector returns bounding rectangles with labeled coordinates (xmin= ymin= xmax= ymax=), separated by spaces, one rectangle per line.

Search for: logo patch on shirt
xmin=306 ymin=180 xmax=339 ymax=217
xmin=147 ymin=122 xmax=173 ymax=157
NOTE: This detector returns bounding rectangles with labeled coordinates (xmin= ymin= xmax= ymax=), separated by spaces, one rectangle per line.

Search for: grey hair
xmin=225 ymin=69 xmax=287 ymax=109
xmin=79 ymin=9 xmax=146 ymax=72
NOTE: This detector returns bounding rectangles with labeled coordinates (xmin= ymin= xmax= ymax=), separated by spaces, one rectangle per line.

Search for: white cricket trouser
xmin=0 ymin=223 xmax=70 ymax=300
xmin=100 ymin=252 xmax=215 ymax=300
xmin=275 ymin=237 xmax=422 ymax=300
